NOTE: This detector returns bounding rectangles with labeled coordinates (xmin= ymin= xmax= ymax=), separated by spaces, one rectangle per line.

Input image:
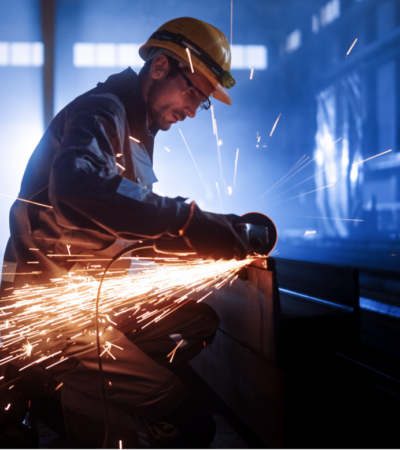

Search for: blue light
xmin=360 ymin=297 xmax=400 ymax=319
xmin=278 ymin=288 xmax=353 ymax=311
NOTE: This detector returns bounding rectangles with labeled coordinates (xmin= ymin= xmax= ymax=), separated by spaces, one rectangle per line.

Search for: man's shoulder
xmin=65 ymin=67 xmax=140 ymax=117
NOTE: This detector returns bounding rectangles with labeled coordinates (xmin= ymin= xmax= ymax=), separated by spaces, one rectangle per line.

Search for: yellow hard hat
xmin=139 ymin=17 xmax=235 ymax=105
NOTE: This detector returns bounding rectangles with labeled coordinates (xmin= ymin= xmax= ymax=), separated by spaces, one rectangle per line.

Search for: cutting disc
xmin=240 ymin=212 xmax=278 ymax=256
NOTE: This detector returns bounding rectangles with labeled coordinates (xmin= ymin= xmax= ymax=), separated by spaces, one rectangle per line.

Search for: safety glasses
xmin=179 ymin=70 xmax=211 ymax=112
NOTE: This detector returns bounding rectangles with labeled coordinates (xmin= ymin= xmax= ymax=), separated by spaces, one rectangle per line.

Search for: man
xmin=0 ymin=17 xmax=246 ymax=448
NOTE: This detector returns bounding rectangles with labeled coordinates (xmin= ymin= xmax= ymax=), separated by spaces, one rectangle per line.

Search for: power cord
xmin=95 ymin=244 xmax=154 ymax=449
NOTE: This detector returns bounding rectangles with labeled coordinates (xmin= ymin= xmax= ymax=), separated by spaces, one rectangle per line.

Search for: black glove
xmin=181 ymin=203 xmax=247 ymax=260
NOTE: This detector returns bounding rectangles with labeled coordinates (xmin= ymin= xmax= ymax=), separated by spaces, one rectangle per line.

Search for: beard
xmin=147 ymin=78 xmax=176 ymax=131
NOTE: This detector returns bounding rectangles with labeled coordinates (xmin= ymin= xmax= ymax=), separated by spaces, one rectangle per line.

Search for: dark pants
xmin=1 ymin=300 xmax=219 ymax=448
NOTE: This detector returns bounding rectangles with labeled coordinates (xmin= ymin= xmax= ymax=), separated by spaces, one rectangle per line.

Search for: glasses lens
xmin=196 ymin=99 xmax=211 ymax=113
xmin=196 ymin=102 xmax=206 ymax=113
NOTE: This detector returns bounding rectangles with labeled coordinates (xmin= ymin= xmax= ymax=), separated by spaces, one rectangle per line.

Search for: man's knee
xmin=183 ymin=301 xmax=220 ymax=345
xmin=193 ymin=302 xmax=220 ymax=327
xmin=201 ymin=303 xmax=219 ymax=345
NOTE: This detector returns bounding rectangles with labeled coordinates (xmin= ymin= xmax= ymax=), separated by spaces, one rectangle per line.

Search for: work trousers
xmin=1 ymin=300 xmax=219 ymax=448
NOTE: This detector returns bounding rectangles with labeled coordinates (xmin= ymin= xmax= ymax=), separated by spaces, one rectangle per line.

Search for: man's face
xmin=146 ymin=56 xmax=214 ymax=131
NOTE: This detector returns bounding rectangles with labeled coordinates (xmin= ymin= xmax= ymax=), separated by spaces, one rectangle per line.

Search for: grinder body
xmin=153 ymin=212 xmax=277 ymax=259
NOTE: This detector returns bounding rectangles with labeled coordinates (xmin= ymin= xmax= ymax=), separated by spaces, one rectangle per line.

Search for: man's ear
xmin=150 ymin=54 xmax=170 ymax=80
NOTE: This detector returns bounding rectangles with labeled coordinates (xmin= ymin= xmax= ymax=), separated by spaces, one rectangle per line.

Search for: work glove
xmin=180 ymin=203 xmax=247 ymax=260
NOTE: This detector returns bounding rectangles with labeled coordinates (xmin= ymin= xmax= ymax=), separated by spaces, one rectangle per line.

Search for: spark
xmin=116 ymin=153 xmax=122 ymax=157
xmin=333 ymin=137 xmax=342 ymax=145
xmin=5 ymin=403 xmax=11 ymax=411
xmin=270 ymin=113 xmax=281 ymax=137
xmin=264 ymin=168 xmax=326 ymax=203
xmin=186 ymin=48 xmax=194 ymax=73
xmin=29 ymin=248 xmax=39 ymax=251
xmin=213 ymin=118 xmax=224 ymax=184
xmin=261 ymin=155 xmax=307 ymax=198
xmin=9 ymin=385 xmax=14 ymax=389
xmin=215 ymin=182 xmax=224 ymax=212
xmin=257 ymin=136 xmax=261 ymax=143
xmin=46 ymin=357 xmax=68 ymax=369
xmin=116 ymin=162 xmax=125 ymax=171
xmin=351 ymin=149 xmax=392 ymax=166
xmin=234 ymin=148 xmax=239 ymax=186
xmin=106 ymin=342 xmax=123 ymax=351
xmin=119 ymin=440 xmax=123 ymax=449
xmin=54 ymin=382 xmax=63 ymax=391
xmin=197 ymin=292 xmax=212 ymax=303
xmin=27 ymin=262 xmax=39 ymax=264
xmin=129 ymin=136 xmax=140 ymax=143
xmin=22 ymin=342 xmax=33 ymax=356
xmin=0 ymin=193 xmax=52 ymax=209
xmin=304 ymin=230 xmax=316 ymax=236
xmin=227 ymin=186 xmax=232 ymax=196
xmin=19 ymin=351 xmax=63 ymax=371
xmin=268 ymin=183 xmax=335 ymax=207
xmin=106 ymin=315 xmax=117 ymax=326
xmin=0 ymin=256 xmax=256 ymax=368
xmin=230 ymin=0 xmax=233 ymax=46
xmin=210 ymin=105 xmax=216 ymax=135
xmin=346 ymin=38 xmax=358 ymax=56
xmin=102 ymin=344 xmax=116 ymax=360
xmin=250 ymin=68 xmax=254 ymax=80
xmin=165 ymin=147 xmax=171 ymax=152
xmin=272 ymin=157 xmax=316 ymax=192
xmin=70 ymin=332 xmax=82 ymax=339
xmin=179 ymin=129 xmax=207 ymax=190
xmin=168 ymin=339 xmax=184 ymax=363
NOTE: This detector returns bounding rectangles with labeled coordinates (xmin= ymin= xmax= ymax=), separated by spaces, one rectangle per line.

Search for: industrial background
xmin=1 ymin=0 xmax=400 ymax=448
xmin=1 ymin=0 xmax=400 ymax=270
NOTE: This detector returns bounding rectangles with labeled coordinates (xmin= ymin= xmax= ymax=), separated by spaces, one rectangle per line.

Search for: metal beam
xmin=41 ymin=0 xmax=55 ymax=129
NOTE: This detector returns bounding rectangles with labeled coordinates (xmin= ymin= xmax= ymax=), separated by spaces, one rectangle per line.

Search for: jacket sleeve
xmin=48 ymin=96 xmax=190 ymax=240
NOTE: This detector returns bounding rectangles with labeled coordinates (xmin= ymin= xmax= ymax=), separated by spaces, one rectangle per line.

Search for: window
xmin=0 ymin=42 xmax=43 ymax=66
xmin=285 ymin=29 xmax=302 ymax=53
xmin=231 ymin=45 xmax=267 ymax=69
xmin=320 ymin=0 xmax=340 ymax=27
xmin=73 ymin=43 xmax=268 ymax=70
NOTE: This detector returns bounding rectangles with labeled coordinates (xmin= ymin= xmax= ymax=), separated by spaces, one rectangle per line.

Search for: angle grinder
xmin=153 ymin=212 xmax=278 ymax=259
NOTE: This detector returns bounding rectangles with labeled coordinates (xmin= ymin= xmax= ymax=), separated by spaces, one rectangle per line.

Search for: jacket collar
xmin=95 ymin=67 xmax=158 ymax=161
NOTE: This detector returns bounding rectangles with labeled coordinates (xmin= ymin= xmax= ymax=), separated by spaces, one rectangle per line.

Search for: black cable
xmin=95 ymin=244 xmax=154 ymax=449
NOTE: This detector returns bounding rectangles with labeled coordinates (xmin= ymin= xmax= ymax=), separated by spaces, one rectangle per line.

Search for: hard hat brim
xmin=139 ymin=41 xmax=232 ymax=106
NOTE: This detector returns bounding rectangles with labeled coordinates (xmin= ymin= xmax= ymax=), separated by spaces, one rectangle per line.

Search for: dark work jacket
xmin=0 ymin=68 xmax=190 ymax=294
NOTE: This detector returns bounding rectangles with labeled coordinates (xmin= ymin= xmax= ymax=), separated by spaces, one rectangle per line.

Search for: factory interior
xmin=1 ymin=0 xmax=400 ymax=448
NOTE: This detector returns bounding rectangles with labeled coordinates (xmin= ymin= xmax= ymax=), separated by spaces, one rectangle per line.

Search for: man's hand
xmin=181 ymin=204 xmax=247 ymax=260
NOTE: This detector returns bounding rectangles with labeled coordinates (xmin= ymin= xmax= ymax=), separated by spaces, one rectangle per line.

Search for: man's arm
xmin=49 ymin=96 xmax=190 ymax=240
